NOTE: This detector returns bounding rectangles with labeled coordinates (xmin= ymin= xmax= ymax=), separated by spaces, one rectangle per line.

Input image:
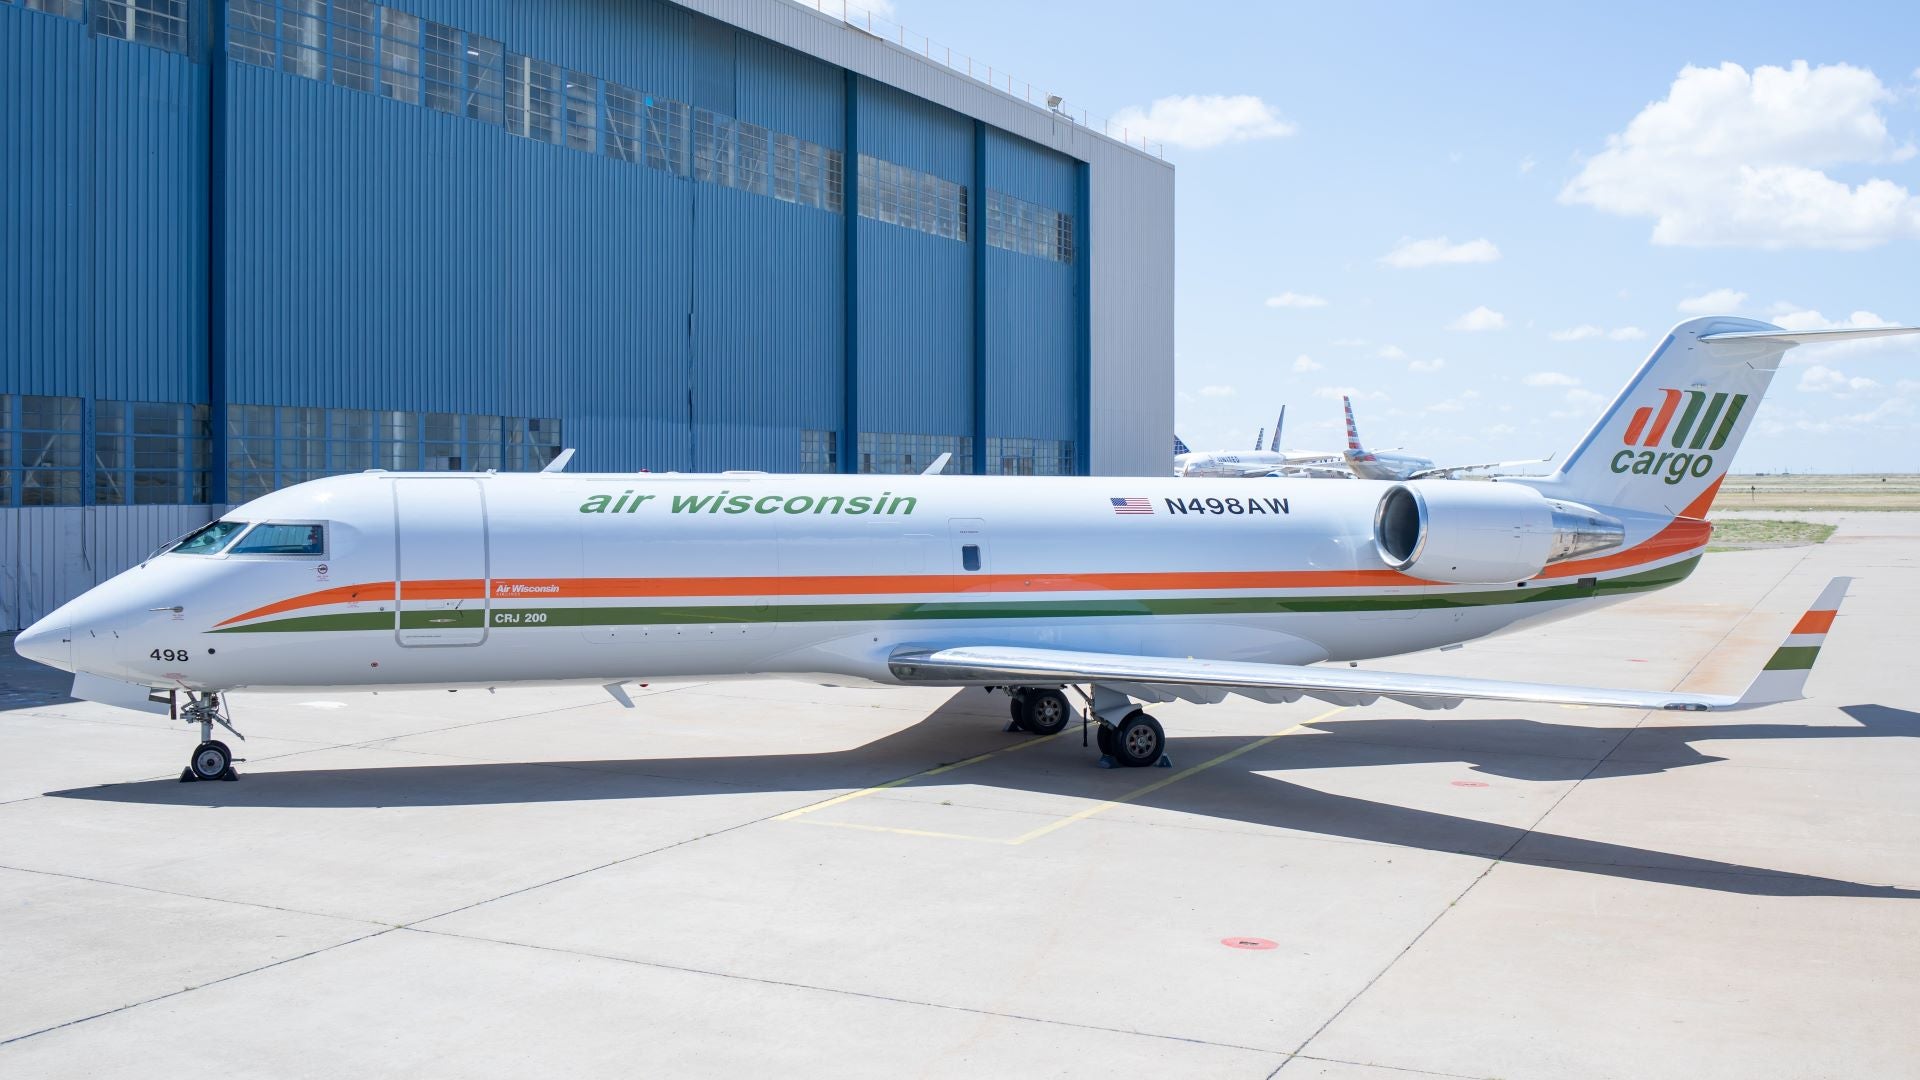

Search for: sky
xmin=875 ymin=0 xmax=1920 ymax=472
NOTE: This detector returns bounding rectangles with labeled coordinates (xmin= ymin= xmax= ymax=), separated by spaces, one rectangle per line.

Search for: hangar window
xmin=987 ymin=437 xmax=1075 ymax=476
xmin=507 ymin=417 xmax=563 ymax=471
xmin=377 ymin=7 xmax=421 ymax=105
xmin=329 ymin=0 xmax=378 ymax=93
xmin=21 ymin=0 xmax=84 ymax=22
xmin=92 ymin=0 xmax=188 ymax=53
xmin=228 ymin=0 xmax=276 ymax=66
xmin=693 ymin=108 xmax=734 ymax=186
xmin=564 ymin=71 xmax=599 ymax=153
xmin=6 ymin=396 xmax=85 ymax=507
xmin=799 ymin=430 xmax=837 ymax=473
xmin=987 ymin=191 xmax=1074 ymax=264
xmin=858 ymin=432 xmax=973 ymax=475
xmin=505 ymin=53 xmax=564 ymax=145
xmin=858 ymin=155 xmax=966 ymax=242
xmin=461 ymin=34 xmax=504 ymax=124
xmin=604 ymin=82 xmax=644 ymax=163
xmin=94 ymin=401 xmax=211 ymax=506
xmin=279 ymin=0 xmax=327 ymax=82
xmin=734 ymin=121 xmax=772 ymax=196
xmin=644 ymin=97 xmax=689 ymax=176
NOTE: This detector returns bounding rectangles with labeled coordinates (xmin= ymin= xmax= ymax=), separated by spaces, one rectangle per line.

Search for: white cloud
xmin=1566 ymin=388 xmax=1608 ymax=407
xmin=1550 ymin=324 xmax=1645 ymax=341
xmin=1678 ymin=288 xmax=1748 ymax=314
xmin=1291 ymin=353 xmax=1322 ymax=373
xmin=1198 ymin=384 xmax=1237 ymax=398
xmin=1550 ymin=325 xmax=1604 ymax=342
xmin=1561 ymin=61 xmax=1920 ymax=249
xmin=1409 ymin=357 xmax=1446 ymax=373
xmin=1798 ymin=363 xmax=1882 ymax=394
xmin=1524 ymin=371 xmax=1581 ymax=387
xmin=1377 ymin=344 xmax=1407 ymax=360
xmin=1380 ymin=236 xmax=1502 ymax=268
xmin=1519 ymin=156 xmax=1537 ymax=174
xmin=1108 ymin=95 xmax=1296 ymax=150
xmin=1265 ymin=291 xmax=1328 ymax=309
xmin=1330 ymin=337 xmax=1370 ymax=347
xmin=1448 ymin=305 xmax=1507 ymax=331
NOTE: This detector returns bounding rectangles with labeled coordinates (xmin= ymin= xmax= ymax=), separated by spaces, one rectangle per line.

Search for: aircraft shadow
xmin=50 ymin=697 xmax=1920 ymax=901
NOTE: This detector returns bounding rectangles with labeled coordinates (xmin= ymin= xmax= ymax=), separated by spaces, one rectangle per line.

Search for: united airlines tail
xmin=1529 ymin=317 xmax=1918 ymax=519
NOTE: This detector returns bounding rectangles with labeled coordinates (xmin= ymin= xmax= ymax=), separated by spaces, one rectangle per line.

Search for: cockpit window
xmin=229 ymin=522 xmax=328 ymax=556
xmin=170 ymin=520 xmax=249 ymax=555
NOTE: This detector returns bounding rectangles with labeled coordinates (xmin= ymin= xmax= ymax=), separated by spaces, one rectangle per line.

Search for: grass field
xmin=1710 ymin=474 xmax=1920 ymax=511
xmin=1705 ymin=518 xmax=1837 ymax=552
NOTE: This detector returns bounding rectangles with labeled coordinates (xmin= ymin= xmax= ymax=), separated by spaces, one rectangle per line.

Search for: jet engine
xmin=1373 ymin=481 xmax=1624 ymax=584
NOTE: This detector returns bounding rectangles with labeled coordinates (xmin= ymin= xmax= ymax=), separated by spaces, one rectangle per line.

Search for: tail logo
xmin=1611 ymin=388 xmax=1749 ymax=485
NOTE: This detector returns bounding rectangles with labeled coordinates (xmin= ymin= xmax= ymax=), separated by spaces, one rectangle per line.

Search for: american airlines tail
xmin=1341 ymin=395 xmax=1375 ymax=464
xmin=1526 ymin=316 xmax=1919 ymax=520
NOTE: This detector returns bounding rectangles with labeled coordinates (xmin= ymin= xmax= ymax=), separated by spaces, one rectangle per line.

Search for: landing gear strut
xmin=178 ymin=693 xmax=244 ymax=782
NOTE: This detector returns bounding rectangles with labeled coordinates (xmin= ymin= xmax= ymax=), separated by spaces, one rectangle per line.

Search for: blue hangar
xmin=0 ymin=0 xmax=1174 ymax=629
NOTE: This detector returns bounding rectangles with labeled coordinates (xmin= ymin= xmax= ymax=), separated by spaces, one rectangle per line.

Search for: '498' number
xmin=150 ymin=648 xmax=189 ymax=663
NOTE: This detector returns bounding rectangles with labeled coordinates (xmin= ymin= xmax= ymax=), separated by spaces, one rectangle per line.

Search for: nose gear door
xmin=394 ymin=477 xmax=489 ymax=646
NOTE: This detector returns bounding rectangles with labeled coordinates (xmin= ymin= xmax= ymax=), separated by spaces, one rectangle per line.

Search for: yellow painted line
xmin=773 ymin=729 xmax=1066 ymax=822
xmin=788 ymin=819 xmax=1015 ymax=844
xmin=1004 ymin=706 xmax=1347 ymax=846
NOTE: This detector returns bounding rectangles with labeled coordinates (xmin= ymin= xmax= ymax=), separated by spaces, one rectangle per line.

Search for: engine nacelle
xmin=1373 ymin=482 xmax=1625 ymax=584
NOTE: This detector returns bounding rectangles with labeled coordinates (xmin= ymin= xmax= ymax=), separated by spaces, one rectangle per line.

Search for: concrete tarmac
xmin=1 ymin=513 xmax=1915 ymax=1078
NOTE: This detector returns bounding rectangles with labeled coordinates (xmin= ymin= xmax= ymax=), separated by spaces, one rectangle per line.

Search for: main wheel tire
xmin=1110 ymin=711 xmax=1165 ymax=768
xmin=1009 ymin=694 xmax=1027 ymax=729
xmin=190 ymin=740 xmax=232 ymax=782
xmin=1095 ymin=724 xmax=1115 ymax=756
xmin=1019 ymin=689 xmax=1071 ymax=736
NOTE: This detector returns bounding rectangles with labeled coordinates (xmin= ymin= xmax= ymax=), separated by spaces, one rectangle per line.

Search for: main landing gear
xmin=999 ymin=685 xmax=1171 ymax=769
xmin=177 ymin=692 xmax=245 ymax=783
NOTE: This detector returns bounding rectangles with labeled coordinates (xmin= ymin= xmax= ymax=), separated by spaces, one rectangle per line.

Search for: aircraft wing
xmin=890 ymin=579 xmax=1849 ymax=714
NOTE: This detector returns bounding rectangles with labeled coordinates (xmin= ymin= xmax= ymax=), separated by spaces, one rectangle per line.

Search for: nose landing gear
xmin=177 ymin=693 xmax=244 ymax=782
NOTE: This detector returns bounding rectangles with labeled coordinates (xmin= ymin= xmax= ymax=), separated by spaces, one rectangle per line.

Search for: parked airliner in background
xmin=1173 ymin=407 xmax=1346 ymax=477
xmin=16 ymin=318 xmax=1915 ymax=782
xmin=1340 ymin=395 xmax=1552 ymax=481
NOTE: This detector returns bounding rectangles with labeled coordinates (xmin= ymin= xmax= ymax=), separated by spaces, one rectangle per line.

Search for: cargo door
xmin=395 ymin=478 xmax=489 ymax=646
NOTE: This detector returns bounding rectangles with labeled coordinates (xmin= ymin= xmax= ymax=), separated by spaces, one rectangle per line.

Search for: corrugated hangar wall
xmin=0 ymin=0 xmax=1173 ymax=630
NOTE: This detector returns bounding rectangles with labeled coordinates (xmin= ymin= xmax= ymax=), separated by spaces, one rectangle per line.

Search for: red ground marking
xmin=1221 ymin=937 xmax=1277 ymax=950
xmin=1451 ymin=780 xmax=1490 ymax=788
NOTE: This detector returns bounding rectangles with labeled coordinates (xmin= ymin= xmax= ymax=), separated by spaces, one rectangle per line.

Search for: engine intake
xmin=1373 ymin=482 xmax=1625 ymax=584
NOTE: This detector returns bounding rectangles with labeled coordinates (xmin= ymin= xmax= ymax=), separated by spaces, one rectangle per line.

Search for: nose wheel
xmin=176 ymin=693 xmax=244 ymax=782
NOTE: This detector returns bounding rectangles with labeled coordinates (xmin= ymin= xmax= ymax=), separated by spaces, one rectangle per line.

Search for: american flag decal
xmin=1110 ymin=497 xmax=1154 ymax=515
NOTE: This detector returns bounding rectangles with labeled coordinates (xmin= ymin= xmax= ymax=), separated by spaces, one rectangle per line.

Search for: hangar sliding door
xmin=394 ymin=478 xmax=489 ymax=647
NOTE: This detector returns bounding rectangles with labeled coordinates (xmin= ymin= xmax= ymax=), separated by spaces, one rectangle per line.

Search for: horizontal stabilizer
xmin=1698 ymin=326 xmax=1920 ymax=346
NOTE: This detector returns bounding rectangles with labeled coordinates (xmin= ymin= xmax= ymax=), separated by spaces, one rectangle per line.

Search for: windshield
xmin=229 ymin=523 xmax=327 ymax=556
xmin=170 ymin=520 xmax=250 ymax=556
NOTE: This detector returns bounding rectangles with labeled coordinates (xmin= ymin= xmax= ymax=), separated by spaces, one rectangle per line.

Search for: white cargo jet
xmin=17 ymin=318 xmax=1915 ymax=782
xmin=1340 ymin=395 xmax=1550 ymax=481
xmin=1173 ymin=407 xmax=1346 ymax=477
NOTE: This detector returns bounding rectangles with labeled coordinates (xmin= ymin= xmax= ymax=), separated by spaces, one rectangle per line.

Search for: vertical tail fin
xmin=1274 ymin=407 xmax=1286 ymax=451
xmin=1526 ymin=318 xmax=1917 ymax=519
xmin=1342 ymin=395 xmax=1374 ymax=463
xmin=1253 ymin=426 xmax=1265 ymax=452
xmin=1173 ymin=434 xmax=1191 ymax=455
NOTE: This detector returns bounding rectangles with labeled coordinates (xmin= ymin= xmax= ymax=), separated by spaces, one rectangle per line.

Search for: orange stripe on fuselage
xmin=1792 ymin=610 xmax=1837 ymax=635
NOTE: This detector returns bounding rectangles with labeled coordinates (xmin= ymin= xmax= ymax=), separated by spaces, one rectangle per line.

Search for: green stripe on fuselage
xmin=212 ymin=556 xmax=1699 ymax=634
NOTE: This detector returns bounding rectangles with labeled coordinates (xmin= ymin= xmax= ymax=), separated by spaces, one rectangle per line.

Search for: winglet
xmin=1734 ymin=577 xmax=1852 ymax=707
xmin=922 ymin=452 xmax=952 ymax=476
xmin=542 ymin=448 xmax=576 ymax=473
xmin=1698 ymin=326 xmax=1920 ymax=346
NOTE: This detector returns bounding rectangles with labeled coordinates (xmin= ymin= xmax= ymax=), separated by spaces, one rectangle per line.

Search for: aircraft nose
xmin=14 ymin=616 xmax=73 ymax=673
